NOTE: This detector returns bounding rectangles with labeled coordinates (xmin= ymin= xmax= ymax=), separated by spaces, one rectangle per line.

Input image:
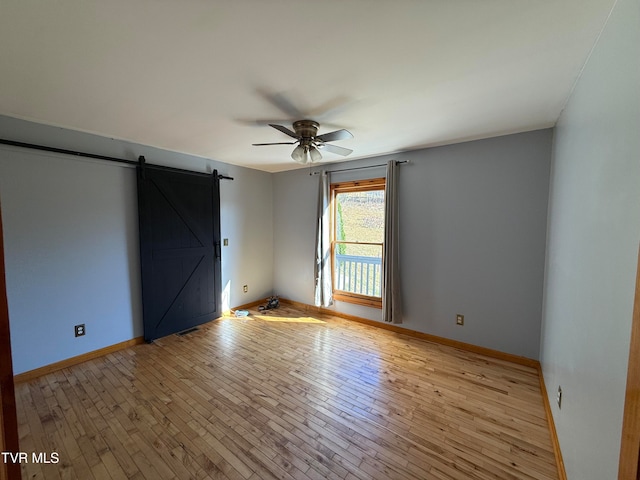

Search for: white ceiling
xmin=0 ymin=1 xmax=615 ymax=172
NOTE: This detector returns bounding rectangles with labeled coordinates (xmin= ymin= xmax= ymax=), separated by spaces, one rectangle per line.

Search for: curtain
xmin=314 ymin=171 xmax=333 ymax=307
xmin=383 ymin=160 xmax=402 ymax=323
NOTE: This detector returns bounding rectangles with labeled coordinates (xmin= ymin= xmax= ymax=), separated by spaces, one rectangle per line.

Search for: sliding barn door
xmin=137 ymin=167 xmax=221 ymax=342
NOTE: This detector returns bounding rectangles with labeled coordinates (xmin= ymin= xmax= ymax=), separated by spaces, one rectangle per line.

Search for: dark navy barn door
xmin=137 ymin=167 xmax=221 ymax=342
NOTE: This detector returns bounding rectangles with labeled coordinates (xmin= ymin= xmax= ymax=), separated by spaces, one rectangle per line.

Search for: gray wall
xmin=539 ymin=0 xmax=640 ymax=477
xmin=0 ymin=115 xmax=274 ymax=374
xmin=274 ymin=129 xmax=552 ymax=359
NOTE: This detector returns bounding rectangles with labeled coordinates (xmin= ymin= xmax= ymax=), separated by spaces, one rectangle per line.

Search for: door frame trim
xmin=619 ymin=244 xmax=640 ymax=479
xmin=0 ymin=201 xmax=20 ymax=480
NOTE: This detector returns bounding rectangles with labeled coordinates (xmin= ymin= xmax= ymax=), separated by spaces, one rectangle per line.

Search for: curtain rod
xmin=0 ymin=138 xmax=234 ymax=180
xmin=308 ymin=160 xmax=408 ymax=176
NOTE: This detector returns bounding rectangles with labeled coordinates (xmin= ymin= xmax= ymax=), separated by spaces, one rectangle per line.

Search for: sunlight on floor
xmin=253 ymin=314 xmax=326 ymax=324
xmin=221 ymin=280 xmax=231 ymax=313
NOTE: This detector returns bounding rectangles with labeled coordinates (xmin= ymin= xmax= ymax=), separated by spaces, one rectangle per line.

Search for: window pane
xmin=334 ymin=243 xmax=382 ymax=297
xmin=335 ymin=190 xmax=384 ymax=243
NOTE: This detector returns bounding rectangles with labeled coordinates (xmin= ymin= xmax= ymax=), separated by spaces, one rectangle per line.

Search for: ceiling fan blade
xmin=315 ymin=129 xmax=353 ymax=143
xmin=318 ymin=143 xmax=353 ymax=156
xmin=256 ymin=89 xmax=305 ymax=118
xmin=269 ymin=124 xmax=299 ymax=139
xmin=306 ymin=96 xmax=352 ymax=119
xmin=252 ymin=142 xmax=297 ymax=146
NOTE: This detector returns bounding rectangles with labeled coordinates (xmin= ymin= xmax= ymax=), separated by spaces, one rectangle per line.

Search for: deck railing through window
xmin=334 ymin=254 xmax=382 ymax=297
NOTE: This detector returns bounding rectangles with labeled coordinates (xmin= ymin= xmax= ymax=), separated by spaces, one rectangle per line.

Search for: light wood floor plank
xmin=16 ymin=305 xmax=557 ymax=479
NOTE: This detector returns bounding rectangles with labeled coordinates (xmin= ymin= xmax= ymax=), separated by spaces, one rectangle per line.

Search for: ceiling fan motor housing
xmin=293 ymin=120 xmax=319 ymax=142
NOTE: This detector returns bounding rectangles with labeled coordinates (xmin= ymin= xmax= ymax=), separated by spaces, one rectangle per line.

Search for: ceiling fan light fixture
xmin=309 ymin=146 xmax=322 ymax=162
xmin=291 ymin=144 xmax=307 ymax=163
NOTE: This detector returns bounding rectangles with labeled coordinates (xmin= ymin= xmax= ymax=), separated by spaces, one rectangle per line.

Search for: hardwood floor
xmin=16 ymin=305 xmax=558 ymax=480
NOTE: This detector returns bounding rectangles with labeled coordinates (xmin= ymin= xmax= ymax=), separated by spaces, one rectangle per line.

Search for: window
xmin=331 ymin=177 xmax=385 ymax=308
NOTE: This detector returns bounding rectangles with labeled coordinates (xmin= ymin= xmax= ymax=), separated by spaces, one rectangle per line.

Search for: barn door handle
xmin=214 ymin=241 xmax=221 ymax=259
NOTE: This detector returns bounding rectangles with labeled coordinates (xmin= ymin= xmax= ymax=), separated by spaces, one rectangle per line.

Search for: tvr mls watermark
xmin=1 ymin=452 xmax=59 ymax=464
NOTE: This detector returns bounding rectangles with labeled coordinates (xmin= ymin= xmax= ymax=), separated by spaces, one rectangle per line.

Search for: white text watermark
xmin=1 ymin=452 xmax=59 ymax=464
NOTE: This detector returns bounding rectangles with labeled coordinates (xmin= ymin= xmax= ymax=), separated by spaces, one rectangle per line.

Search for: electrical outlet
xmin=223 ymin=238 xmax=228 ymax=246
xmin=456 ymin=314 xmax=464 ymax=326
xmin=243 ymin=285 xmax=248 ymax=293
xmin=557 ymin=386 xmax=562 ymax=409
xmin=74 ymin=324 xmax=85 ymax=337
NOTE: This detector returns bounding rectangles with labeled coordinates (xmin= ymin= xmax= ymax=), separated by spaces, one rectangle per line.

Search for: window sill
xmin=333 ymin=292 xmax=382 ymax=309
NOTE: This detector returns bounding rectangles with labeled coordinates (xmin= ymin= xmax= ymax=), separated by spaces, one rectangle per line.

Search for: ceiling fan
xmin=252 ymin=120 xmax=353 ymax=164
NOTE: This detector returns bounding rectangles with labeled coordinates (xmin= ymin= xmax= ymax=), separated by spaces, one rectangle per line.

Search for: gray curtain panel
xmin=383 ymin=160 xmax=402 ymax=323
xmin=314 ymin=171 xmax=333 ymax=307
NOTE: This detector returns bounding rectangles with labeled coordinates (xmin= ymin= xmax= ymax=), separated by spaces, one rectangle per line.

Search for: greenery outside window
xmin=331 ymin=177 xmax=385 ymax=308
